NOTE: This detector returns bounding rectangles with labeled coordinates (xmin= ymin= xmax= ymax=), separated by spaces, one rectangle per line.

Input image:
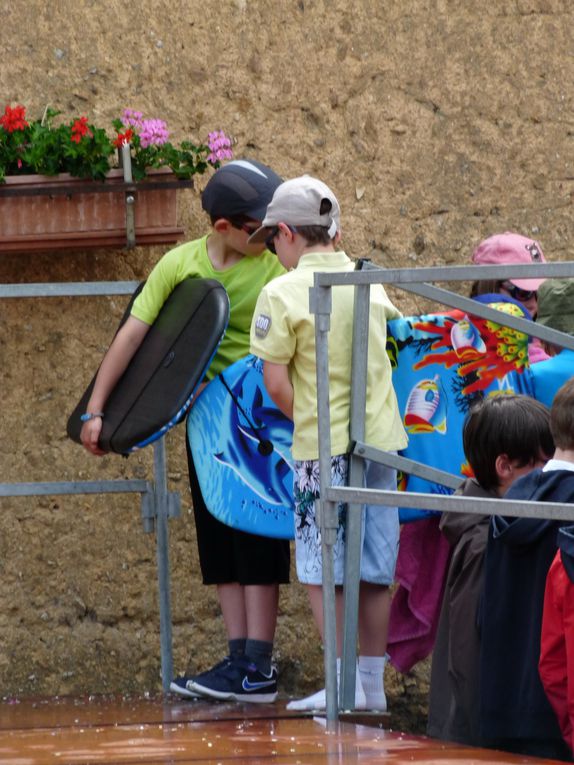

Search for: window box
xmin=0 ymin=167 xmax=191 ymax=253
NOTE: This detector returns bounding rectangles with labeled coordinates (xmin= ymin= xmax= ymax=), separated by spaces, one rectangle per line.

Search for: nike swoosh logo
xmin=242 ymin=678 xmax=276 ymax=691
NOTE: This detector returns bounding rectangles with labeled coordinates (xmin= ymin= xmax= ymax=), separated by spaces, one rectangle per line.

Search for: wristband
xmin=80 ymin=412 xmax=105 ymax=422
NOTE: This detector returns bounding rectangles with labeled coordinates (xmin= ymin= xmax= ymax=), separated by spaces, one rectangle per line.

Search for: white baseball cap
xmin=248 ymin=175 xmax=340 ymax=243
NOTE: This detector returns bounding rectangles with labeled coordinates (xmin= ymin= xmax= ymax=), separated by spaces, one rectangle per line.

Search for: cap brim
xmin=509 ymin=277 xmax=547 ymax=291
xmin=247 ymin=225 xmax=272 ymax=244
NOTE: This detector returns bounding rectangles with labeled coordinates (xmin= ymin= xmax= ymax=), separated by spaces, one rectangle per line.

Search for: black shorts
xmin=186 ymin=439 xmax=290 ymax=586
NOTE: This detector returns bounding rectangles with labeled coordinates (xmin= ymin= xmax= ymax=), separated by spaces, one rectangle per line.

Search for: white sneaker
xmin=287 ymin=681 xmax=367 ymax=711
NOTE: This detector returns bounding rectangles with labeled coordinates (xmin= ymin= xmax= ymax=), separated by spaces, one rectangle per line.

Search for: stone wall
xmin=1 ymin=0 xmax=573 ymax=731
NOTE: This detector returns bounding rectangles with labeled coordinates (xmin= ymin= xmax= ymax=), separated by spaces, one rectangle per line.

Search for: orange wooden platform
xmin=0 ymin=694 xmax=564 ymax=764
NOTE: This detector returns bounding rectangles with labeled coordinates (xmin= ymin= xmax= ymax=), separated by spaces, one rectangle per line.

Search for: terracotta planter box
xmin=0 ymin=168 xmax=191 ymax=253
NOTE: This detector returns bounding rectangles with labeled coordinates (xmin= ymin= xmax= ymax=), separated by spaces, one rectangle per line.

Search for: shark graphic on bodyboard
xmin=67 ymin=277 xmax=230 ymax=454
xmin=69 ymin=289 xmax=533 ymax=533
xmin=187 ymin=354 xmax=296 ymax=540
xmin=190 ymin=301 xmax=534 ymax=537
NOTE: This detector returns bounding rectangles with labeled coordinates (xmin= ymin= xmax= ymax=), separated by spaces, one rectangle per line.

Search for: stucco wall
xmin=1 ymin=0 xmax=573 ymax=731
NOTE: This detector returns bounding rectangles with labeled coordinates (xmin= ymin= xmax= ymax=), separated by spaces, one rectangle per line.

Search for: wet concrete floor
xmin=0 ymin=694 xmax=563 ymax=764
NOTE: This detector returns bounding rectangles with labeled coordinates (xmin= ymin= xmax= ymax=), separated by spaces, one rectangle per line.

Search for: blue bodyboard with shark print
xmin=187 ymin=354 xmax=295 ymax=539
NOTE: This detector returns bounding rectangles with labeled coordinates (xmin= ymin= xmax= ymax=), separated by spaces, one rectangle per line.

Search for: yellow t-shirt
xmin=131 ymin=235 xmax=285 ymax=379
xmin=250 ymin=250 xmax=408 ymax=460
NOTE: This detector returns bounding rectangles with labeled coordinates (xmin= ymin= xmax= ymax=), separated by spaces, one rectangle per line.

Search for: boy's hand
xmin=78 ymin=316 xmax=150 ymax=458
xmin=80 ymin=417 xmax=108 ymax=456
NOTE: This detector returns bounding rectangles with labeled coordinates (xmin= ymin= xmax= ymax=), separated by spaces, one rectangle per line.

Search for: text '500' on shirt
xmin=130 ymin=235 xmax=285 ymax=380
xmin=250 ymin=250 xmax=408 ymax=460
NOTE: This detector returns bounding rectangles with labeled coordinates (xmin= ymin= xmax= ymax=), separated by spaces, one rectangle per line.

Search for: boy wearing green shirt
xmin=81 ymin=160 xmax=290 ymax=703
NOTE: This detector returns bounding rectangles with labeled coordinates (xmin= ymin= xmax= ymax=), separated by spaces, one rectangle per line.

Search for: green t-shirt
xmin=131 ymin=235 xmax=285 ymax=379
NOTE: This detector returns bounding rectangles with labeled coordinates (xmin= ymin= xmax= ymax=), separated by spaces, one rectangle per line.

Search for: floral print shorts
xmin=293 ymin=454 xmax=400 ymax=586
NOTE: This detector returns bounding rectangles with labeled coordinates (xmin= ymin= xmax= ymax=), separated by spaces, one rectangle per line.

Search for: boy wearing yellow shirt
xmin=249 ymin=176 xmax=407 ymax=711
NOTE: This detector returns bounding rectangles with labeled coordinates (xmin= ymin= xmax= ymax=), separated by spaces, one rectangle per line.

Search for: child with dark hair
xmin=462 ymin=395 xmax=553 ymax=492
xmin=428 ymin=394 xmax=553 ymax=746
xmin=479 ymin=380 xmax=574 ymax=761
xmin=81 ymin=159 xmax=290 ymax=703
xmin=538 ymin=378 xmax=574 ymax=760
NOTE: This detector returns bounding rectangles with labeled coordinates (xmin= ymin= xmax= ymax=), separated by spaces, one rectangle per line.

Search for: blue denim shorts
xmin=293 ymin=454 xmax=399 ymax=586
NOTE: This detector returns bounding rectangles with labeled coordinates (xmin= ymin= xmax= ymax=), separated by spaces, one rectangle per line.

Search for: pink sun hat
xmin=472 ymin=232 xmax=547 ymax=290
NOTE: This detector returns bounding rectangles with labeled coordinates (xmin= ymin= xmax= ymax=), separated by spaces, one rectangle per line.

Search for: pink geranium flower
xmin=139 ymin=118 xmax=170 ymax=148
xmin=207 ymin=130 xmax=233 ymax=163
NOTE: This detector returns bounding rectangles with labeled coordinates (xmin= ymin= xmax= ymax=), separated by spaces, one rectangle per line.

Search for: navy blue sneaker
xmin=188 ymin=658 xmax=278 ymax=703
xmin=170 ymin=656 xmax=234 ymax=699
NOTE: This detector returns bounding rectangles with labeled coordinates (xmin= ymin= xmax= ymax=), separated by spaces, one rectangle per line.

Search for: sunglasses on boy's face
xmin=264 ymin=225 xmax=297 ymax=255
xmin=265 ymin=227 xmax=280 ymax=254
xmin=499 ymin=281 xmax=538 ymax=302
xmin=229 ymin=220 xmax=260 ymax=236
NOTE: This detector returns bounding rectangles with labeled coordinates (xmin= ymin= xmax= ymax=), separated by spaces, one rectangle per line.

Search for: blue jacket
xmin=479 ymin=469 xmax=574 ymax=745
xmin=531 ymin=349 xmax=574 ymax=408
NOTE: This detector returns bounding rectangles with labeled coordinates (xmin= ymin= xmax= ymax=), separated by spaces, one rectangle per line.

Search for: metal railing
xmin=309 ymin=260 xmax=574 ymax=722
xmin=4 ymin=262 xmax=574 ymax=709
xmin=0 ymin=281 xmax=181 ymax=691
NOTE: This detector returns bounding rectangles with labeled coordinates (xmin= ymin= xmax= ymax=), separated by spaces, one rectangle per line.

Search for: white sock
xmin=358 ymin=654 xmax=387 ymax=711
xmin=286 ymin=658 xmax=367 ymax=711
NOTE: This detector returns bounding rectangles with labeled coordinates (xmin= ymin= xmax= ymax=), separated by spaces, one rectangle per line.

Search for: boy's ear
xmin=494 ymin=453 xmax=512 ymax=481
xmin=213 ymin=218 xmax=232 ymax=234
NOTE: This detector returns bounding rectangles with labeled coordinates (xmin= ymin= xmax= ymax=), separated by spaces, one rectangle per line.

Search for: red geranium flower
xmin=0 ymin=104 xmax=29 ymax=133
xmin=70 ymin=116 xmax=92 ymax=143
xmin=0 ymin=104 xmax=231 ymax=183
xmin=113 ymin=128 xmax=134 ymax=148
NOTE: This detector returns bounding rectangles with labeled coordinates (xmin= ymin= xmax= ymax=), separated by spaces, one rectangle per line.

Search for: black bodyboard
xmin=67 ymin=277 xmax=230 ymax=454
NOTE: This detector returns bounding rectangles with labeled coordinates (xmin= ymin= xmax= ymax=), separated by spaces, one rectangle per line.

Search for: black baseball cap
xmin=201 ymin=159 xmax=284 ymax=222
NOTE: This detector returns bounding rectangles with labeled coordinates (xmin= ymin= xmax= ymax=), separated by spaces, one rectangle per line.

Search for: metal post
xmin=153 ymin=438 xmax=174 ymax=691
xmin=340 ymin=282 xmax=370 ymax=709
xmin=311 ymin=279 xmax=339 ymax=723
xmin=121 ymin=143 xmax=136 ymax=248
